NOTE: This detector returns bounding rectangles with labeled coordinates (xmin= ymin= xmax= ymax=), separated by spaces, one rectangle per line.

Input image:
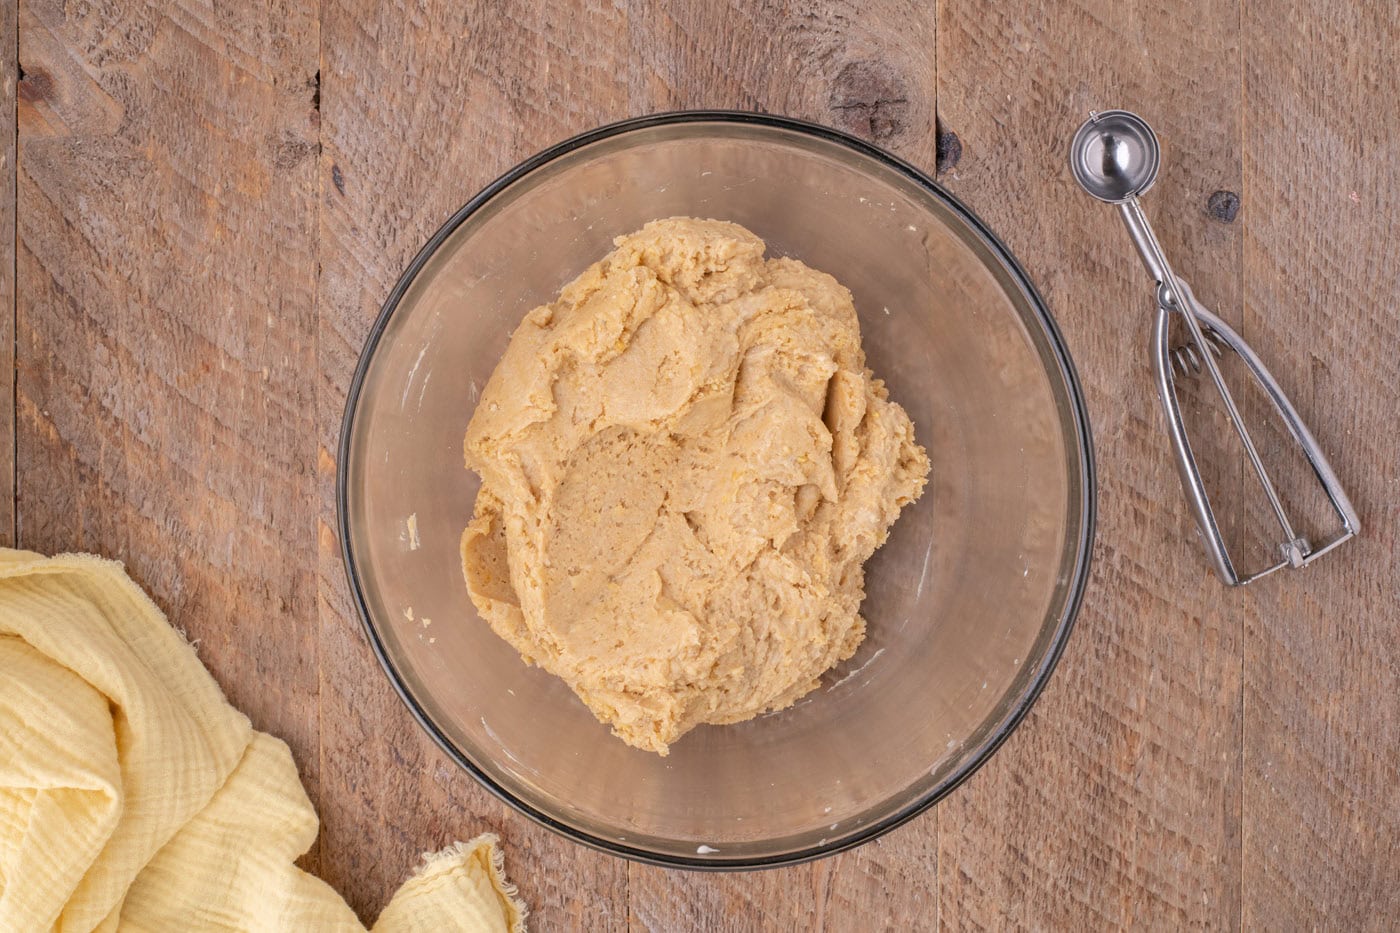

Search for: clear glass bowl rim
xmin=336 ymin=110 xmax=1097 ymax=870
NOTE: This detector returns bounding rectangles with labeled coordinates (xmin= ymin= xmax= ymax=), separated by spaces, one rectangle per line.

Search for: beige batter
xmin=460 ymin=218 xmax=929 ymax=755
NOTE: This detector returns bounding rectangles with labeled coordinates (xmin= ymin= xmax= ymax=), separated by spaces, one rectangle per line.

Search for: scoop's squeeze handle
xmin=1152 ymin=280 xmax=1361 ymax=585
xmin=1151 ymin=300 xmax=1236 ymax=582
xmin=1119 ymin=197 xmax=1239 ymax=581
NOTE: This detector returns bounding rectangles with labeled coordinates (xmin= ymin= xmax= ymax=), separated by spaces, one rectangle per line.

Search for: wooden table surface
xmin=7 ymin=0 xmax=1398 ymax=928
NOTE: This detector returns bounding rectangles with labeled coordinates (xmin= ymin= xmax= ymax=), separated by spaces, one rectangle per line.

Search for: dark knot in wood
xmin=18 ymin=66 xmax=54 ymax=103
xmin=1207 ymin=189 xmax=1241 ymax=223
xmin=828 ymin=60 xmax=911 ymax=144
xmin=935 ymin=127 xmax=962 ymax=176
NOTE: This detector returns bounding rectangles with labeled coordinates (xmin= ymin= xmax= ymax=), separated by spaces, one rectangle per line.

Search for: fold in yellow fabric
xmin=0 ymin=549 xmax=525 ymax=932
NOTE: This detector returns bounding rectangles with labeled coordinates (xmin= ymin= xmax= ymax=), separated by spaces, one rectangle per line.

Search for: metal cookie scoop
xmin=1069 ymin=109 xmax=1359 ymax=585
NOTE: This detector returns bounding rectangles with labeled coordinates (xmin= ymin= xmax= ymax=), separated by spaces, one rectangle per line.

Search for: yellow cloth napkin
xmin=0 ymin=548 xmax=526 ymax=932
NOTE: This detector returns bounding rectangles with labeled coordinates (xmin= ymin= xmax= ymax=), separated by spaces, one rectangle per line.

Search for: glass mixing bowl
xmin=338 ymin=112 xmax=1094 ymax=868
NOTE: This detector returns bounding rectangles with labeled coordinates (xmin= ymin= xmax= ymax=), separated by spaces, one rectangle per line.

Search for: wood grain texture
xmin=1241 ymin=0 xmax=1400 ymax=926
xmin=315 ymin=0 xmax=630 ymax=925
xmin=7 ymin=0 xmax=1399 ymax=928
xmin=627 ymin=0 xmax=937 ymax=166
xmin=630 ymin=829 xmax=939 ymax=933
xmin=1 ymin=0 xmax=14 ymax=547
xmin=14 ymin=0 xmax=323 ymax=866
xmin=934 ymin=0 xmax=1246 ymax=927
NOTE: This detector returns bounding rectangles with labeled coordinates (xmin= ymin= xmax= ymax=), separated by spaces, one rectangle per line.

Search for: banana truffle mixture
xmin=460 ymin=217 xmax=929 ymax=754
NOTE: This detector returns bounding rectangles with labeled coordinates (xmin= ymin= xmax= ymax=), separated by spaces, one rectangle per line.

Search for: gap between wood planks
xmin=5 ymin=3 xmax=16 ymax=548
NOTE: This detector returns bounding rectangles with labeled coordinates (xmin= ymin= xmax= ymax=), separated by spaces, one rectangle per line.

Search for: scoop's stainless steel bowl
xmin=338 ymin=112 xmax=1095 ymax=869
xmin=1069 ymin=109 xmax=1161 ymax=204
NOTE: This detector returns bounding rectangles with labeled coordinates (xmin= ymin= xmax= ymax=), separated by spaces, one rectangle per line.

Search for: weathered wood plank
xmin=315 ymin=0 xmax=631 ymax=925
xmin=627 ymin=0 xmax=937 ymax=166
xmin=11 ymin=0 xmax=1397 ymax=926
xmin=622 ymin=2 xmax=939 ymax=929
xmin=15 ymin=0 xmax=322 ymax=866
xmin=1 ymin=0 xmax=15 ymax=547
xmin=935 ymin=0 xmax=1246 ymax=927
xmin=1241 ymin=1 xmax=1400 ymax=926
xmin=629 ymin=828 xmax=939 ymax=933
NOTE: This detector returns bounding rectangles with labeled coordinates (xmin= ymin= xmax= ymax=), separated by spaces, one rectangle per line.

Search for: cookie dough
xmin=461 ymin=218 xmax=929 ymax=755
